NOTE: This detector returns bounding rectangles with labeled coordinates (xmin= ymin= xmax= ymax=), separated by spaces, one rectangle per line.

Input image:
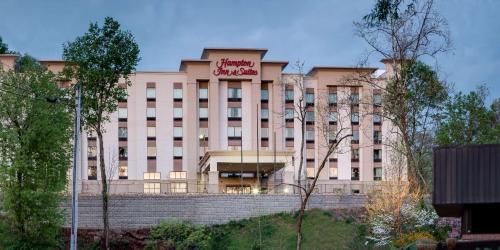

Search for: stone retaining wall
xmin=61 ymin=194 xmax=366 ymax=228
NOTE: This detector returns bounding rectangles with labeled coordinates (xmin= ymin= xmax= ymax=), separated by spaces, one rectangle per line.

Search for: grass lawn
xmin=209 ymin=209 xmax=369 ymax=250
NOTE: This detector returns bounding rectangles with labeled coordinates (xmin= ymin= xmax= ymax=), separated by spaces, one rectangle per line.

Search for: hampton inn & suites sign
xmin=213 ymin=58 xmax=258 ymax=77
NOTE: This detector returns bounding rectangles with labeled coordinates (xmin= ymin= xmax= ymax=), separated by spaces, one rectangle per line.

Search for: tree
xmin=0 ymin=36 xmax=10 ymax=54
xmin=280 ymin=62 xmax=353 ymax=250
xmin=436 ymin=85 xmax=500 ymax=146
xmin=0 ymin=55 xmax=72 ymax=249
xmin=355 ymin=0 xmax=451 ymax=191
xmin=62 ymin=17 xmax=140 ymax=249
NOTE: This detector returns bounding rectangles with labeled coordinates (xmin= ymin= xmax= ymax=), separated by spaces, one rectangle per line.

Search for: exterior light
xmin=199 ymin=134 xmax=204 ymax=139
xmin=252 ymin=187 xmax=260 ymax=194
xmin=284 ymin=188 xmax=289 ymax=194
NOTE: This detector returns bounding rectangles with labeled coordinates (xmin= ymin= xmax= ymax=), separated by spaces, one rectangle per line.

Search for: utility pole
xmin=70 ymin=83 xmax=82 ymax=250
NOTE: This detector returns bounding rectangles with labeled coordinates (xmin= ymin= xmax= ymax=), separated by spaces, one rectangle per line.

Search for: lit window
xmin=228 ymin=107 xmax=242 ymax=118
xmin=170 ymin=171 xmax=187 ymax=179
xmin=227 ymin=127 xmax=242 ymax=138
xmin=88 ymin=166 xmax=97 ymax=180
xmin=261 ymin=89 xmax=269 ymax=101
xmin=199 ymin=88 xmax=208 ymax=99
xmin=118 ymin=127 xmax=128 ymax=139
xmin=147 ymin=146 xmax=156 ymax=157
xmin=306 ymin=111 xmax=314 ymax=122
xmin=173 ymin=127 xmax=183 ymax=138
xmin=170 ymin=182 xmax=187 ymax=193
xmin=88 ymin=146 xmax=97 ymax=157
xmin=373 ymin=113 xmax=382 ymax=124
xmin=146 ymin=88 xmax=156 ymax=99
xmin=199 ymin=108 xmax=208 ymax=119
xmin=173 ymin=88 xmax=183 ymax=99
xmin=261 ymin=109 xmax=269 ymax=119
xmin=350 ymin=93 xmax=359 ymax=104
xmin=373 ymin=94 xmax=382 ymax=106
xmin=329 ymin=92 xmax=337 ymax=104
xmin=147 ymin=108 xmax=156 ymax=119
xmin=285 ymin=109 xmax=294 ymax=120
xmin=119 ymin=166 xmax=128 ymax=179
xmin=306 ymin=167 xmax=315 ymax=178
xmin=285 ymin=89 xmax=294 ymax=101
xmin=173 ymin=147 xmax=183 ymax=157
xmin=329 ymin=112 xmax=337 ymax=123
xmin=285 ymin=128 xmax=294 ymax=139
xmin=173 ymin=108 xmax=183 ymax=119
xmin=144 ymin=182 xmax=160 ymax=194
xmin=374 ymin=167 xmax=382 ymax=181
xmin=329 ymin=167 xmax=338 ymax=179
xmin=228 ymin=88 xmax=242 ymax=99
xmin=147 ymin=127 xmax=156 ymax=138
xmin=306 ymin=130 xmax=314 ymax=141
xmin=351 ymin=112 xmax=359 ymax=123
xmin=144 ymin=172 xmax=160 ymax=179
xmin=261 ymin=128 xmax=269 ymax=138
xmin=305 ymin=93 xmax=314 ymax=105
xmin=118 ymin=108 xmax=128 ymax=119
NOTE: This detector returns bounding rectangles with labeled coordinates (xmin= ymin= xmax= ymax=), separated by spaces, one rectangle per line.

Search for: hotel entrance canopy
xmin=199 ymin=150 xmax=294 ymax=174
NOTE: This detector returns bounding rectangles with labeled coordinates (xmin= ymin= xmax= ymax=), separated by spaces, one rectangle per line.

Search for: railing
xmin=73 ymin=180 xmax=390 ymax=196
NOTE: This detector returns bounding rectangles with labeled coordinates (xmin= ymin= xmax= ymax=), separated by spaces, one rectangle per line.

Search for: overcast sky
xmin=1 ymin=0 xmax=499 ymax=103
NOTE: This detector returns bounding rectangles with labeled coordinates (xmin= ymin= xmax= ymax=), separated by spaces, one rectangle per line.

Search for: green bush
xmin=146 ymin=222 xmax=211 ymax=250
xmin=393 ymin=231 xmax=435 ymax=248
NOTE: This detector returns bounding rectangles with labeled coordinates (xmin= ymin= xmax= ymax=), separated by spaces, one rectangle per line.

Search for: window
xmin=147 ymin=108 xmax=156 ymax=120
xmin=228 ymin=88 xmax=242 ymax=99
xmin=285 ymin=128 xmax=294 ymax=139
xmin=173 ymin=147 xmax=183 ymax=158
xmin=118 ymin=108 xmax=128 ymax=120
xmin=170 ymin=182 xmax=187 ymax=193
xmin=199 ymin=108 xmax=208 ymax=119
xmin=173 ymin=108 xmax=183 ymax=119
xmin=351 ymin=167 xmax=360 ymax=180
xmin=170 ymin=171 xmax=187 ymax=179
xmin=374 ymin=131 xmax=381 ymax=144
xmin=228 ymin=107 xmax=242 ymax=119
xmin=305 ymin=93 xmax=314 ymax=105
xmin=199 ymin=88 xmax=208 ymax=100
xmin=173 ymin=127 xmax=183 ymax=138
xmin=374 ymin=167 xmax=382 ymax=181
xmin=351 ymin=112 xmax=359 ymax=124
xmin=352 ymin=148 xmax=359 ymax=161
xmin=119 ymin=146 xmax=128 ymax=159
xmin=306 ymin=130 xmax=314 ymax=142
xmin=285 ymin=89 xmax=294 ymax=102
xmin=261 ymin=128 xmax=269 ymax=139
xmin=373 ymin=94 xmax=382 ymax=106
xmin=329 ymin=167 xmax=338 ymax=179
xmin=147 ymin=146 xmax=156 ymax=157
xmin=374 ymin=149 xmax=382 ymax=162
xmin=88 ymin=146 xmax=97 ymax=158
xmin=118 ymin=127 xmax=128 ymax=139
xmin=173 ymin=88 xmax=183 ymax=100
xmin=329 ymin=131 xmax=337 ymax=143
xmin=306 ymin=167 xmax=315 ymax=179
xmin=329 ymin=92 xmax=337 ymax=105
xmin=88 ymin=166 xmax=97 ymax=180
xmin=352 ymin=130 xmax=359 ymax=144
xmin=144 ymin=183 xmax=160 ymax=194
xmin=261 ymin=89 xmax=269 ymax=101
xmin=350 ymin=93 xmax=359 ymax=105
xmin=227 ymin=127 xmax=242 ymax=138
xmin=285 ymin=109 xmax=294 ymax=120
xmin=147 ymin=127 xmax=156 ymax=138
xmin=261 ymin=109 xmax=269 ymax=120
xmin=373 ymin=113 xmax=382 ymax=124
xmin=329 ymin=111 xmax=338 ymax=123
xmin=144 ymin=172 xmax=160 ymax=179
xmin=119 ymin=166 xmax=128 ymax=179
xmin=146 ymin=88 xmax=156 ymax=99
xmin=306 ymin=111 xmax=314 ymax=123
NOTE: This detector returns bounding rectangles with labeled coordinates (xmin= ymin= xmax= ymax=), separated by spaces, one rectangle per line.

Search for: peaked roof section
xmin=201 ymin=47 xmax=268 ymax=59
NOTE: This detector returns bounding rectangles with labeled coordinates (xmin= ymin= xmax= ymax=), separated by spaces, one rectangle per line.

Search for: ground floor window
xmin=306 ymin=167 xmax=315 ymax=179
xmin=225 ymin=185 xmax=251 ymax=194
xmin=170 ymin=171 xmax=187 ymax=179
xmin=88 ymin=166 xmax=97 ymax=180
xmin=329 ymin=167 xmax=338 ymax=179
xmin=170 ymin=182 xmax=187 ymax=193
xmin=373 ymin=167 xmax=382 ymax=181
xmin=119 ymin=165 xmax=128 ymax=179
xmin=351 ymin=167 xmax=360 ymax=181
xmin=144 ymin=182 xmax=160 ymax=194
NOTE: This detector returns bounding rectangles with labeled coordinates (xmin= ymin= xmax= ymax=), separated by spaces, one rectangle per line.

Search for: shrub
xmin=393 ymin=231 xmax=435 ymax=248
xmin=146 ymin=222 xmax=211 ymax=250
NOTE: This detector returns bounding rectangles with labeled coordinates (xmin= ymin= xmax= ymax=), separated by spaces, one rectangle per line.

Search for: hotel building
xmin=0 ymin=48 xmax=398 ymax=194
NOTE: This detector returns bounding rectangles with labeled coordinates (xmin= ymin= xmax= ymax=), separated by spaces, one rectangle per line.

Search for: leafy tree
xmin=62 ymin=17 xmax=140 ymax=249
xmin=0 ymin=36 xmax=9 ymax=54
xmin=0 ymin=55 xmax=72 ymax=249
xmin=436 ymin=85 xmax=500 ymax=146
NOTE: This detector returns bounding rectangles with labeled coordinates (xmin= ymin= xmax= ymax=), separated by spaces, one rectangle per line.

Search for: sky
xmin=1 ymin=0 xmax=499 ymax=103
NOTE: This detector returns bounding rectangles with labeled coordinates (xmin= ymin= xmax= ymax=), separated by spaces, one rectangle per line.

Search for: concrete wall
xmin=61 ymin=194 xmax=365 ymax=229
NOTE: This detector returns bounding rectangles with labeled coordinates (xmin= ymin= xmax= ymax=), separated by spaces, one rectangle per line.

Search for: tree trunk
xmin=97 ymin=129 xmax=109 ymax=250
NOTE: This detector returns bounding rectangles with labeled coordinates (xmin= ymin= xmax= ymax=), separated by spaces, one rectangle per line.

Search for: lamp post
xmin=199 ymin=134 xmax=207 ymax=156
